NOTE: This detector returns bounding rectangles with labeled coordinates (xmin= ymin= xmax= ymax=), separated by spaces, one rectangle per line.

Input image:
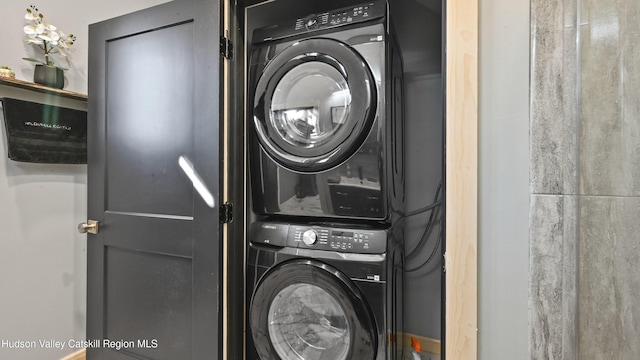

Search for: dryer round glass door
xmin=270 ymin=62 xmax=351 ymax=149
xmin=250 ymin=259 xmax=376 ymax=360
xmin=253 ymin=38 xmax=377 ymax=172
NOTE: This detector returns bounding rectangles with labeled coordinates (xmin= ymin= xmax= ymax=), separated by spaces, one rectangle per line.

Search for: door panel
xmin=87 ymin=0 xmax=221 ymax=359
xmin=105 ymin=21 xmax=195 ymax=216
xmin=105 ymin=248 xmax=193 ymax=360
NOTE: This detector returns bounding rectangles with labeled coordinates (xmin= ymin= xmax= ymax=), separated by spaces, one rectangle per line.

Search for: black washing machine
xmin=248 ymin=0 xmax=404 ymax=222
xmin=246 ymin=221 xmax=403 ymax=360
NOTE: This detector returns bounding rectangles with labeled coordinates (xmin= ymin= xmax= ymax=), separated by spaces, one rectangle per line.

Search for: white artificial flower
xmin=24 ymin=25 xmax=36 ymax=35
xmin=23 ymin=6 xmax=77 ymax=66
xmin=25 ymin=12 xmax=38 ymax=21
xmin=43 ymin=20 xmax=56 ymax=31
xmin=38 ymin=34 xmax=53 ymax=42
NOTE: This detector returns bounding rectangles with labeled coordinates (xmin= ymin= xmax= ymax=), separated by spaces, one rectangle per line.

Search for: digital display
xmin=332 ymin=231 xmax=354 ymax=237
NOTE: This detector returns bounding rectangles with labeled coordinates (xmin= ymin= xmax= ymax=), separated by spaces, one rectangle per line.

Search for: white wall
xmin=478 ymin=0 xmax=530 ymax=358
xmin=0 ymin=0 xmax=171 ymax=93
xmin=0 ymin=1 xmax=168 ymax=359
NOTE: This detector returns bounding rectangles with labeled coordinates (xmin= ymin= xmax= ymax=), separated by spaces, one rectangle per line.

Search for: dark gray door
xmin=86 ymin=0 xmax=221 ymax=358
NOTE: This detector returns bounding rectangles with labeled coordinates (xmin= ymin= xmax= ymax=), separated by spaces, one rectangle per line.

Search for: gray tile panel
xmin=531 ymin=26 xmax=567 ymax=195
xmin=578 ymin=0 xmax=624 ymax=196
xmin=530 ymin=0 xmax=579 ymax=195
xmin=578 ymin=196 xmax=640 ymax=359
xmin=530 ymin=195 xmax=577 ymax=360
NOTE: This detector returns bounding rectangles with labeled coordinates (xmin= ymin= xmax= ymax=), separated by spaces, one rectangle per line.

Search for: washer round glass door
xmin=253 ymin=38 xmax=377 ymax=172
xmin=249 ymin=259 xmax=376 ymax=360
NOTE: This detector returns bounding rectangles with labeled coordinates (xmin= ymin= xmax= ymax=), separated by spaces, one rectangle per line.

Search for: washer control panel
xmin=254 ymin=0 xmax=385 ymax=43
xmin=328 ymin=4 xmax=375 ymax=27
xmin=294 ymin=2 xmax=384 ymax=32
xmin=251 ymin=221 xmax=387 ymax=254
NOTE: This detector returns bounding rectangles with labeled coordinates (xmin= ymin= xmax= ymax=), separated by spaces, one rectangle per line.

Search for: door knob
xmin=78 ymin=220 xmax=99 ymax=234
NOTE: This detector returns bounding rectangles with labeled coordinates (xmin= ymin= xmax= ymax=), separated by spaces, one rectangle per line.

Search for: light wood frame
xmin=60 ymin=349 xmax=86 ymax=360
xmin=445 ymin=0 xmax=478 ymax=359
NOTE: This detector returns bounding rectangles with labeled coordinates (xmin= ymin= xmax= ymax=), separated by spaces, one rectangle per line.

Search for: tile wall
xmin=530 ymin=0 xmax=640 ymax=358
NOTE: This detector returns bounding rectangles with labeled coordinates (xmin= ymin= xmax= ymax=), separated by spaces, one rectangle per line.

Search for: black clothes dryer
xmin=246 ymin=221 xmax=404 ymax=360
xmin=249 ymin=1 xmax=404 ymax=222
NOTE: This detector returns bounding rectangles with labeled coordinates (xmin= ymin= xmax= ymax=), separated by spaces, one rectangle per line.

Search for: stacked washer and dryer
xmin=246 ymin=1 xmax=406 ymax=359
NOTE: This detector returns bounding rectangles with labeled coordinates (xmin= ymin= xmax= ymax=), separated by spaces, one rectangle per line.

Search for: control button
xmin=302 ymin=229 xmax=318 ymax=246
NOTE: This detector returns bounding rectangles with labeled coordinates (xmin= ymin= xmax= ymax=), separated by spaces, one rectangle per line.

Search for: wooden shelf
xmin=0 ymin=76 xmax=87 ymax=101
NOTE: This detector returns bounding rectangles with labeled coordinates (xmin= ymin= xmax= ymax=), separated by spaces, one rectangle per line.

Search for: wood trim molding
xmin=59 ymin=348 xmax=86 ymax=360
xmin=403 ymin=333 xmax=442 ymax=355
xmin=445 ymin=0 xmax=478 ymax=358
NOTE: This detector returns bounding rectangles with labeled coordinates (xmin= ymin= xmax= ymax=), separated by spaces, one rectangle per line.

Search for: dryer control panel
xmin=251 ymin=221 xmax=387 ymax=254
xmin=253 ymin=0 xmax=386 ymax=43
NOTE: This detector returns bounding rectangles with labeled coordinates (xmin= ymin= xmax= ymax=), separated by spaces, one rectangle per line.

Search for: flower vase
xmin=34 ymin=64 xmax=64 ymax=89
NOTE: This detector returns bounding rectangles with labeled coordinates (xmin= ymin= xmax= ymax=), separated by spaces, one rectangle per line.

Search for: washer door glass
xmin=270 ymin=62 xmax=351 ymax=149
xmin=249 ymin=259 xmax=376 ymax=360
xmin=268 ymin=283 xmax=350 ymax=360
xmin=253 ymin=38 xmax=377 ymax=172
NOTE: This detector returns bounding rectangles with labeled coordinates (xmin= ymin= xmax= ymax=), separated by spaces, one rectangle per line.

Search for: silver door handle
xmin=78 ymin=220 xmax=99 ymax=234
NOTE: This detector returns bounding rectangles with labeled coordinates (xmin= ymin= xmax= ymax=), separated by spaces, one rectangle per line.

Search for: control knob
xmin=302 ymin=229 xmax=318 ymax=246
